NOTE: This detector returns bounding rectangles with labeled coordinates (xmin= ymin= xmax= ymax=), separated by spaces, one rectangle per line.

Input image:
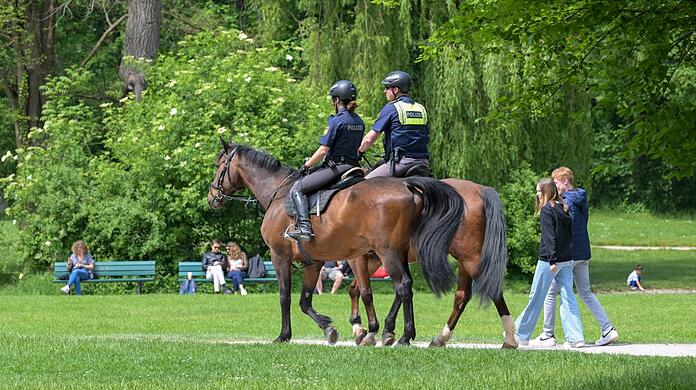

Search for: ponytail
xmin=346 ymin=101 xmax=358 ymax=112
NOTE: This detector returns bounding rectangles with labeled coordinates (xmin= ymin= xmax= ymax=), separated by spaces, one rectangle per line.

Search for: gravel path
xmin=593 ymin=245 xmax=696 ymax=251
xmin=227 ymin=339 xmax=696 ymax=358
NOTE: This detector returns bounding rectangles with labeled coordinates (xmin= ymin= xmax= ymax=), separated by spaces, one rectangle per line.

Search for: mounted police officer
xmin=358 ymin=71 xmax=430 ymax=178
xmin=287 ymin=80 xmax=365 ymax=241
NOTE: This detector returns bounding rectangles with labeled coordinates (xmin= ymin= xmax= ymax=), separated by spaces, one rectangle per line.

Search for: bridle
xmin=210 ymin=145 xmax=298 ymax=210
xmin=210 ymin=146 xmax=242 ymax=204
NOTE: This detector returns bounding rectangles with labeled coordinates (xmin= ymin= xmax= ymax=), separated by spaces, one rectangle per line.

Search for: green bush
xmin=499 ymin=163 xmax=540 ymax=276
xmin=2 ymin=29 xmax=327 ymax=274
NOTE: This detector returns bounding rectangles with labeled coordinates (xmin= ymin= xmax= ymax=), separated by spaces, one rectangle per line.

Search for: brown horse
xmin=208 ymin=141 xmax=464 ymax=345
xmin=347 ymin=179 xmax=518 ymax=349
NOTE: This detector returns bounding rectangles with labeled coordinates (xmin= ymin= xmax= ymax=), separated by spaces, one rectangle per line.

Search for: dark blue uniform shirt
xmin=372 ymin=95 xmax=429 ymax=159
xmin=319 ymin=108 xmax=365 ymax=165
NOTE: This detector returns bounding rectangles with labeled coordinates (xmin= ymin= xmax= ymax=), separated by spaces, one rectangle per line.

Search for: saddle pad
xmin=285 ymin=175 xmax=364 ymax=217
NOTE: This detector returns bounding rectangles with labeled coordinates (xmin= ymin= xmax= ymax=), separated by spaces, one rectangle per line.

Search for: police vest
xmin=393 ymin=101 xmax=428 ymax=126
xmin=386 ymin=100 xmax=429 ymax=159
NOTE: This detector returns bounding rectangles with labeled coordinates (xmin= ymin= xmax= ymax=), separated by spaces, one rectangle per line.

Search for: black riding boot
xmin=288 ymin=191 xmax=314 ymax=241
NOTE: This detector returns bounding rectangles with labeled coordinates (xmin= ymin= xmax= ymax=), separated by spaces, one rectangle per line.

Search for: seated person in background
xmin=339 ymin=260 xmax=353 ymax=278
xmin=316 ymin=260 xmax=344 ymax=295
xmin=201 ymin=239 xmax=232 ymax=294
xmin=60 ymin=240 xmax=95 ymax=295
xmin=225 ymin=241 xmax=248 ymax=296
xmin=627 ymin=264 xmax=645 ymax=291
xmin=371 ymin=265 xmax=390 ymax=279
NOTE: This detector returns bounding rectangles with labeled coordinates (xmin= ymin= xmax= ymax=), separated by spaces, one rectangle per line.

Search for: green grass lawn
xmin=0 ymin=294 xmax=694 ymax=388
xmin=590 ymin=209 xmax=696 ymax=246
xmin=589 ymin=248 xmax=696 ymax=291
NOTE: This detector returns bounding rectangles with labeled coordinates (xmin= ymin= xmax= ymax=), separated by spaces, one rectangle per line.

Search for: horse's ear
xmin=219 ymin=136 xmax=228 ymax=153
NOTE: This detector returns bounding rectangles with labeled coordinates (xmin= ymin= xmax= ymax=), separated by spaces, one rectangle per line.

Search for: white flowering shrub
xmin=2 ymin=29 xmax=327 ymax=272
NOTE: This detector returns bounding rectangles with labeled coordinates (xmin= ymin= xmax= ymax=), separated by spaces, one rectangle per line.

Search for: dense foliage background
xmin=1 ymin=0 xmax=695 ymax=281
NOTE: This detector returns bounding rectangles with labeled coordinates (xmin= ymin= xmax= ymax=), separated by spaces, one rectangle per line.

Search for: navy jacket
xmin=564 ymin=188 xmax=591 ymax=260
xmin=539 ymin=202 xmax=573 ymax=264
xmin=320 ymin=108 xmax=364 ymax=165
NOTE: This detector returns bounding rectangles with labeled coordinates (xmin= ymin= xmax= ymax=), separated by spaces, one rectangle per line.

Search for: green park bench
xmin=177 ymin=260 xmax=277 ymax=284
xmin=53 ymin=261 xmax=156 ymax=294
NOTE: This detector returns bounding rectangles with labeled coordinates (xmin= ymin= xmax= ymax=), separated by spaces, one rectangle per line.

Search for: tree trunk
xmin=0 ymin=0 xmax=56 ymax=149
xmin=119 ymin=0 xmax=162 ymax=101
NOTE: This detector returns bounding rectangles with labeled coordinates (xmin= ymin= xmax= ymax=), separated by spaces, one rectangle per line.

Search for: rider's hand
xmin=299 ymin=165 xmax=309 ymax=175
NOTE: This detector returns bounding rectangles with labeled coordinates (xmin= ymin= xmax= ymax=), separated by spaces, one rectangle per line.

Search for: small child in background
xmin=627 ymin=265 xmax=645 ymax=291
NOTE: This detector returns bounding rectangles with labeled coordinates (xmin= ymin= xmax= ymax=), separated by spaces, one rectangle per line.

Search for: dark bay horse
xmin=208 ymin=141 xmax=464 ymax=345
xmin=348 ymin=179 xmax=518 ymax=349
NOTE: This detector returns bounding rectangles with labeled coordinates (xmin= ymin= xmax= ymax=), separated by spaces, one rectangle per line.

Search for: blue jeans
xmin=515 ymin=260 xmax=584 ymax=342
xmin=542 ymin=260 xmax=613 ymax=335
xmin=67 ymin=269 xmax=91 ymax=295
xmin=226 ymin=270 xmax=247 ymax=291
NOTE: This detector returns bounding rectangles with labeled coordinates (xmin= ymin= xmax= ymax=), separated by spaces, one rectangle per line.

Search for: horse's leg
xmin=494 ymin=293 xmax=518 ymax=349
xmin=381 ymin=292 xmax=401 ymax=346
xmin=430 ymin=269 xmax=473 ymax=347
xmin=381 ymin=251 xmax=415 ymax=346
xmin=272 ymin=253 xmax=293 ymax=343
xmin=347 ymin=279 xmax=367 ymax=344
xmin=347 ymin=256 xmax=381 ymax=346
xmin=355 ymin=255 xmax=381 ymax=346
xmin=347 ymin=258 xmax=366 ymax=344
xmin=299 ymin=261 xmax=338 ymax=345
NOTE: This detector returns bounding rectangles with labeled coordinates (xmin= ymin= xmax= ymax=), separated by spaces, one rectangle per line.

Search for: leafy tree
xmin=0 ymin=0 xmax=57 ymax=148
xmin=2 ymin=29 xmax=324 ymax=273
xmin=425 ymin=0 xmax=696 ymax=178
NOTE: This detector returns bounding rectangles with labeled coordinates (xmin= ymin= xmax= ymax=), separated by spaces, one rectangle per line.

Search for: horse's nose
xmin=208 ymin=193 xmax=221 ymax=209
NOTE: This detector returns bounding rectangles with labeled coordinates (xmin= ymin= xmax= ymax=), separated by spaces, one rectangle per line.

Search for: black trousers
xmin=291 ymin=163 xmax=354 ymax=194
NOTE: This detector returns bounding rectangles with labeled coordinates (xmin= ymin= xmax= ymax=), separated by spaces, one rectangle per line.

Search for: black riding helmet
xmin=328 ymin=80 xmax=358 ymax=101
xmin=381 ymin=71 xmax=411 ymax=93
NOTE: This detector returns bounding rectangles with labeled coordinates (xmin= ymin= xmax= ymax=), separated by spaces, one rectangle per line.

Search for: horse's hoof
xmin=359 ymin=333 xmax=376 ymax=347
xmin=272 ymin=337 xmax=290 ymax=344
xmin=325 ymin=327 xmax=338 ymax=345
xmin=395 ymin=338 xmax=412 ymax=347
xmin=429 ymin=337 xmax=446 ymax=348
xmin=354 ymin=328 xmax=367 ymax=345
xmin=502 ymin=342 xmax=518 ymax=349
xmin=382 ymin=332 xmax=396 ymax=346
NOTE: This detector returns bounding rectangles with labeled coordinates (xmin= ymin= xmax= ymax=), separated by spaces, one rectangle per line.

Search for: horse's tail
xmin=473 ymin=187 xmax=508 ymax=303
xmin=406 ymin=177 xmax=463 ymax=296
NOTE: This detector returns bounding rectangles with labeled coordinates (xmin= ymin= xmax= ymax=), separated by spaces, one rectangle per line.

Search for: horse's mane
xmin=236 ymin=145 xmax=296 ymax=176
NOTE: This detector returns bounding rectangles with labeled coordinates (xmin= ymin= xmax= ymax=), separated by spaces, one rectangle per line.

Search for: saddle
xmin=285 ymin=167 xmax=365 ymax=217
xmin=399 ymin=162 xmax=432 ymax=178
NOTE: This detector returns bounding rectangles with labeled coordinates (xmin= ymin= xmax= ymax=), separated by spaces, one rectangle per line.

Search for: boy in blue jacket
xmin=531 ymin=167 xmax=619 ymax=347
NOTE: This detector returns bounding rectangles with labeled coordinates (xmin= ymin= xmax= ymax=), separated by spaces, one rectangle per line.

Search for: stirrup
xmin=285 ymin=226 xmax=313 ymax=241
xmin=290 ymin=230 xmax=313 ymax=241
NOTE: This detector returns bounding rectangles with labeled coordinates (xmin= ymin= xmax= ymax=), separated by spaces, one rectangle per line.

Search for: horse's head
xmin=208 ymin=137 xmax=245 ymax=209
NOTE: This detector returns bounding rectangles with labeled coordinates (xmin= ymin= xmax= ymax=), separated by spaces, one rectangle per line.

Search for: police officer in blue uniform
xmin=358 ymin=71 xmax=429 ymax=178
xmin=287 ymin=80 xmax=365 ymax=241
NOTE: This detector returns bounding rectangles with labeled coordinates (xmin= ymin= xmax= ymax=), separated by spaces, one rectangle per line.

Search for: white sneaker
xmin=514 ymin=335 xmax=529 ymax=347
xmin=530 ymin=333 xmax=556 ymax=347
xmin=60 ymin=285 xmax=70 ymax=294
xmin=563 ymin=340 xmax=585 ymax=348
xmin=595 ymin=327 xmax=619 ymax=346
xmin=240 ymin=286 xmax=248 ymax=296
